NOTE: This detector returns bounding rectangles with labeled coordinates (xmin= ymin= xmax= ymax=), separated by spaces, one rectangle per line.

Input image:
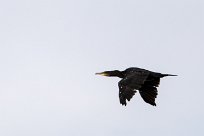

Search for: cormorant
xmin=96 ymin=67 xmax=177 ymax=106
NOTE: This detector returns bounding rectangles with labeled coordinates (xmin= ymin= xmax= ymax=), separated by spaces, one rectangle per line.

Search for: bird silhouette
xmin=96 ymin=67 xmax=177 ymax=106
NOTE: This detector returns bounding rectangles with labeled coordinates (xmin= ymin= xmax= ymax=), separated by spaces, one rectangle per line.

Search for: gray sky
xmin=0 ymin=0 xmax=203 ymax=136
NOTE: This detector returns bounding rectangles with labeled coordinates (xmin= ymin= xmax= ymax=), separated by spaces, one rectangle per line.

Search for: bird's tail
xmin=161 ymin=74 xmax=178 ymax=77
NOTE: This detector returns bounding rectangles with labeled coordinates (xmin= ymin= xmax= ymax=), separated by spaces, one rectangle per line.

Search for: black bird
xmin=96 ymin=67 xmax=177 ymax=106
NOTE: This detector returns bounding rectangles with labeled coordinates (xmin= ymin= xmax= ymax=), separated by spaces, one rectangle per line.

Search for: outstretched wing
xmin=118 ymin=83 xmax=137 ymax=106
xmin=138 ymin=74 xmax=159 ymax=106
xmin=118 ymin=71 xmax=149 ymax=106
xmin=139 ymin=85 xmax=158 ymax=106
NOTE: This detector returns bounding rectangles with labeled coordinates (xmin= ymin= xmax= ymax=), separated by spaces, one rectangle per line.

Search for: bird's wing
xmin=118 ymin=71 xmax=149 ymax=106
xmin=138 ymin=73 xmax=159 ymax=106
xmin=118 ymin=82 xmax=137 ymax=106
xmin=139 ymin=85 xmax=158 ymax=106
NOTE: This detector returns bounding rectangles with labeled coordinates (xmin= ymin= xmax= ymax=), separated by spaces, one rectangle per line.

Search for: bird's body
xmin=96 ymin=67 xmax=177 ymax=106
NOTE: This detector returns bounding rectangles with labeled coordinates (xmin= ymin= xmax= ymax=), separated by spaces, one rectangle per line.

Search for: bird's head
xmin=95 ymin=70 xmax=124 ymax=78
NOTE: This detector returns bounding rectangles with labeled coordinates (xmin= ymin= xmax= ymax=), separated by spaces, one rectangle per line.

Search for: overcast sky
xmin=0 ymin=0 xmax=203 ymax=136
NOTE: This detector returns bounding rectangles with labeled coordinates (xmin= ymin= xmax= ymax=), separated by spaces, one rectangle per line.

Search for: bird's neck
xmin=113 ymin=71 xmax=124 ymax=78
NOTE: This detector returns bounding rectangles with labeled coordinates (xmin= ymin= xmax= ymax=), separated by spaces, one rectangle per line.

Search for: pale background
xmin=0 ymin=0 xmax=203 ymax=136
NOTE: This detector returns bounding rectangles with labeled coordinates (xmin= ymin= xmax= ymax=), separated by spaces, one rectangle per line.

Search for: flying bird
xmin=96 ymin=67 xmax=177 ymax=106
